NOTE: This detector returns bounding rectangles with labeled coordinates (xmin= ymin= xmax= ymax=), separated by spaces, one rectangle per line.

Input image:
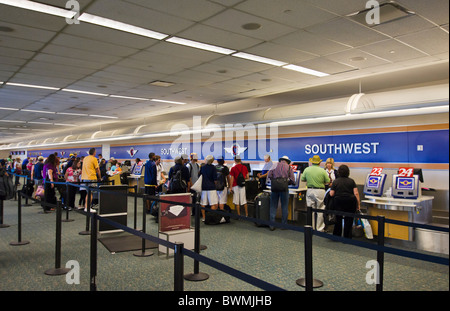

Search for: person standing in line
xmin=80 ymin=148 xmax=101 ymax=213
xmin=64 ymin=159 xmax=81 ymax=211
xmin=215 ymin=156 xmax=231 ymax=211
xmin=257 ymin=155 xmax=273 ymax=191
xmin=154 ymin=155 xmax=166 ymax=193
xmin=199 ymin=155 xmax=218 ymax=221
xmin=330 ymin=165 xmax=361 ymax=239
xmin=42 ymin=154 xmax=58 ymax=213
xmin=300 ymin=155 xmax=330 ymax=232
xmin=186 ymin=153 xmax=200 ymax=204
xmin=229 ymin=155 xmax=249 ymax=218
xmin=144 ymin=152 xmax=157 ymax=214
xmin=324 ymin=158 xmax=339 ymax=190
xmin=267 ymin=156 xmax=296 ymax=231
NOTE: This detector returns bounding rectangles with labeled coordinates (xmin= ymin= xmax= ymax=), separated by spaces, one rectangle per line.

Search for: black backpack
xmin=215 ymin=165 xmax=227 ymax=191
xmin=236 ymin=166 xmax=246 ymax=187
xmin=169 ymin=169 xmax=186 ymax=193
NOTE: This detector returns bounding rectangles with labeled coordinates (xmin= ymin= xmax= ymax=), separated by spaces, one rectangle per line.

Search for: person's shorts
xmin=80 ymin=179 xmax=97 ymax=192
xmin=217 ymin=187 xmax=228 ymax=205
xmin=232 ymin=186 xmax=247 ymax=206
xmin=200 ymin=190 xmax=218 ymax=206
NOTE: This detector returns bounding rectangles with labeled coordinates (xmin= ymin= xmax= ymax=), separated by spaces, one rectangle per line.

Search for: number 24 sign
xmin=398 ymin=167 xmax=414 ymax=177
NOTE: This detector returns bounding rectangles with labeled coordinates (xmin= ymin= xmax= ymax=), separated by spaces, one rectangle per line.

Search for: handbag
xmin=191 ymin=175 xmax=202 ymax=193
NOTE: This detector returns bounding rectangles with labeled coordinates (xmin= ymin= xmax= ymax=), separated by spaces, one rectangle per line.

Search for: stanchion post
xmin=133 ymin=194 xmax=154 ymax=257
xmin=45 ymin=201 xmax=70 ymax=276
xmin=376 ymin=215 xmax=385 ymax=292
xmin=62 ymin=183 xmax=74 ymax=223
xmin=296 ymin=225 xmax=323 ymax=290
xmin=79 ymin=187 xmax=91 ymax=235
xmin=133 ymin=185 xmax=138 ymax=229
xmin=90 ymin=212 xmax=98 ymax=291
xmin=174 ymin=242 xmax=184 ymax=291
xmin=306 ymin=204 xmax=312 ymax=227
xmin=0 ymin=199 xmax=10 ymax=228
xmin=184 ymin=203 xmax=209 ymax=282
xmin=10 ymin=193 xmax=30 ymax=246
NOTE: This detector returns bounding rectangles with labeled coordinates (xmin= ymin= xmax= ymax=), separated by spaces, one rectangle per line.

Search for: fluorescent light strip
xmin=54 ymin=123 xmax=77 ymax=127
xmin=166 ymin=37 xmax=236 ymax=55
xmin=6 ymin=82 xmax=60 ymax=90
xmin=89 ymin=114 xmax=119 ymax=119
xmin=232 ymin=52 xmax=288 ymax=67
xmin=56 ymin=112 xmax=88 ymax=116
xmin=21 ymin=109 xmax=55 ymax=114
xmin=28 ymin=121 xmax=52 ymax=125
xmin=283 ymin=64 xmax=329 ymax=77
xmin=0 ymin=107 xmax=19 ymax=111
xmin=110 ymin=95 xmax=150 ymax=101
xmin=0 ymin=120 xmax=26 ymax=123
xmin=0 ymin=0 xmax=76 ymax=18
xmin=151 ymin=99 xmax=186 ymax=105
xmin=79 ymin=13 xmax=168 ymax=40
xmin=61 ymin=88 xmax=108 ymax=96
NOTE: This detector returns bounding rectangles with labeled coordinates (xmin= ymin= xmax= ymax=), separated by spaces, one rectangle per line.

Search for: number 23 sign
xmin=370 ymin=167 xmax=383 ymax=176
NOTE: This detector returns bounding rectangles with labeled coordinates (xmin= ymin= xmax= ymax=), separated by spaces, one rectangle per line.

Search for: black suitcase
xmin=245 ymin=179 xmax=260 ymax=203
xmin=254 ymin=192 xmax=270 ymax=227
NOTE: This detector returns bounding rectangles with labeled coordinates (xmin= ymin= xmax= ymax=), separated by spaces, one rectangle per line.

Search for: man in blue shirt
xmin=144 ymin=153 xmax=157 ymax=214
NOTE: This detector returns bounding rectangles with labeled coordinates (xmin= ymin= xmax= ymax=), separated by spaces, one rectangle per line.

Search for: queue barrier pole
xmin=184 ymin=203 xmax=209 ymax=282
xmin=63 ymin=183 xmax=74 ymax=223
xmin=0 ymin=199 xmax=10 ymax=228
xmin=174 ymin=242 xmax=184 ymax=291
xmin=377 ymin=215 xmax=386 ymax=292
xmin=45 ymin=201 xmax=71 ymax=276
xmin=296 ymin=225 xmax=323 ymax=290
xmin=79 ymin=187 xmax=91 ymax=235
xmin=9 ymin=193 xmax=30 ymax=246
xmin=90 ymin=211 xmax=98 ymax=291
xmin=133 ymin=194 xmax=154 ymax=257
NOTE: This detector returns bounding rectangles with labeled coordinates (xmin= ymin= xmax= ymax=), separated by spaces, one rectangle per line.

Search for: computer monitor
xmin=291 ymin=162 xmax=309 ymax=174
xmin=392 ymin=175 xmax=419 ymax=199
xmin=363 ymin=174 xmax=386 ymax=197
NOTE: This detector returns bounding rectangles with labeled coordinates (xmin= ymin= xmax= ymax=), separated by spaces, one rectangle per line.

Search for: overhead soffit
xmin=0 ymin=0 xmax=448 ymax=145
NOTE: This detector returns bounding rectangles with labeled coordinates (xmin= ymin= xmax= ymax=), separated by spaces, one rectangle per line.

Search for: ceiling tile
xmin=359 ymin=39 xmax=428 ymax=62
xmin=202 ymin=8 xmax=297 ymax=41
xmin=236 ymin=0 xmax=336 ymax=29
xmin=324 ymin=48 xmax=391 ymax=69
xmin=397 ymin=27 xmax=449 ymax=55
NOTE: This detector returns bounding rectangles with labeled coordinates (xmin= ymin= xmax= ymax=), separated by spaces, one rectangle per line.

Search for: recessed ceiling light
xmin=242 ymin=23 xmax=262 ymax=30
xmin=166 ymin=37 xmax=236 ymax=55
xmin=282 ymin=64 xmax=329 ymax=77
xmin=61 ymin=88 xmax=108 ymax=96
xmin=217 ymin=69 xmax=228 ymax=74
xmin=78 ymin=13 xmax=168 ymax=40
xmin=6 ymin=82 xmax=60 ymax=90
xmin=151 ymin=99 xmax=186 ymax=105
xmin=149 ymin=81 xmax=175 ymax=87
xmin=0 ymin=0 xmax=77 ymax=18
xmin=232 ymin=52 xmax=288 ymax=67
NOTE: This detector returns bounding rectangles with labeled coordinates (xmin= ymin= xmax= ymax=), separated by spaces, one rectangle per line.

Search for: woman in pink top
xmin=65 ymin=160 xmax=81 ymax=210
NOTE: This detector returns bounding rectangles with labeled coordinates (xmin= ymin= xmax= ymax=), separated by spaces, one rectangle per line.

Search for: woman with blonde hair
xmin=324 ymin=158 xmax=339 ymax=190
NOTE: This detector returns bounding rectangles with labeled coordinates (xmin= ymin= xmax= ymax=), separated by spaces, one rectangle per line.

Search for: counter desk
xmin=362 ymin=195 xmax=434 ymax=241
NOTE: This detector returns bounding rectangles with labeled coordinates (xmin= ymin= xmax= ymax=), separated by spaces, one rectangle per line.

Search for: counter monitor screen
xmin=367 ymin=175 xmax=382 ymax=188
xmin=396 ymin=177 xmax=415 ymax=190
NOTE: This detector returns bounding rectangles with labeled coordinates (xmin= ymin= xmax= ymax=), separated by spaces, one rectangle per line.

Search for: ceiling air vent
xmin=347 ymin=1 xmax=415 ymax=27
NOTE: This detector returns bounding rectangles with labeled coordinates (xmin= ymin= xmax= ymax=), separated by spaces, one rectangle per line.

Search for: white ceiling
xmin=0 ymin=0 xmax=448 ymax=145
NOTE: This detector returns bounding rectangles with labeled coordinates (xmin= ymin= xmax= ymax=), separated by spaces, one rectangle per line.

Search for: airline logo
xmin=127 ymin=147 xmax=138 ymax=157
xmin=224 ymin=143 xmax=247 ymax=157
xmin=397 ymin=178 xmax=414 ymax=190
xmin=367 ymin=176 xmax=380 ymax=188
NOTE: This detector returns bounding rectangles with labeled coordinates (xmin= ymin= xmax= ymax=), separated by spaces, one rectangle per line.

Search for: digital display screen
xmin=367 ymin=176 xmax=381 ymax=188
xmin=396 ymin=177 xmax=415 ymax=190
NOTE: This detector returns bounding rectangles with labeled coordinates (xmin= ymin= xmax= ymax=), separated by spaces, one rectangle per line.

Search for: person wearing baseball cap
xmin=300 ymin=155 xmax=330 ymax=232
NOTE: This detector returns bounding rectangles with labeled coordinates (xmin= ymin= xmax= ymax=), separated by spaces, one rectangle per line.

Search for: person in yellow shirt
xmin=80 ymin=148 xmax=101 ymax=212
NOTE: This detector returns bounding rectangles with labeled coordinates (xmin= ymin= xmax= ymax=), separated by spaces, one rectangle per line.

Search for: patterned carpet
xmin=0 ymin=196 xmax=448 ymax=292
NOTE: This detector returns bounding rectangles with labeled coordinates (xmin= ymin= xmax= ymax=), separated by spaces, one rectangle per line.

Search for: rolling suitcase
xmin=254 ymin=192 xmax=270 ymax=227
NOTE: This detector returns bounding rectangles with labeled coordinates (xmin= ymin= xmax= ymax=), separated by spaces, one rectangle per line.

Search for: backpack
xmin=236 ymin=165 xmax=246 ymax=188
xmin=205 ymin=205 xmax=231 ymax=225
xmin=169 ymin=168 xmax=186 ymax=193
xmin=215 ymin=165 xmax=227 ymax=191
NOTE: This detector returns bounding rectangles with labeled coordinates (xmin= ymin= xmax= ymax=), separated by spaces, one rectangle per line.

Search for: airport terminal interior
xmin=0 ymin=0 xmax=448 ymax=293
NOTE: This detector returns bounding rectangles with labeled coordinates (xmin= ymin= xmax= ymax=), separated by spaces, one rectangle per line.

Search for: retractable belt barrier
xmin=6 ymin=172 xmax=449 ymax=292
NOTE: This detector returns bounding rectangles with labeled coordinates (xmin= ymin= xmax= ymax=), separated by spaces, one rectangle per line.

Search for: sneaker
xmin=84 ymin=208 xmax=97 ymax=213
